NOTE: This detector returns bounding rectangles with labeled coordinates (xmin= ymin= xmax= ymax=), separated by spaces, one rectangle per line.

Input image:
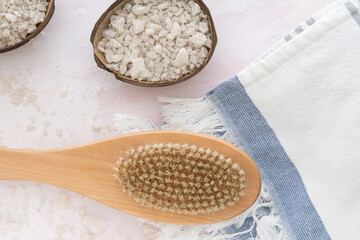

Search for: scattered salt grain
xmin=82 ymin=216 xmax=108 ymax=235
xmin=56 ymin=193 xmax=71 ymax=209
xmin=81 ymin=93 xmax=88 ymax=100
xmin=6 ymin=185 xmax=17 ymax=195
xmin=0 ymin=0 xmax=48 ymax=49
xmin=32 ymin=101 xmax=41 ymax=112
xmin=91 ymin=113 xmax=102 ymax=132
xmin=55 ymin=224 xmax=71 ymax=238
xmin=48 ymin=200 xmax=55 ymax=211
xmin=77 ymin=9 xmax=85 ymax=16
xmin=79 ymin=207 xmax=87 ymax=218
xmin=42 ymin=128 xmax=48 ymax=136
xmin=81 ymin=232 xmax=94 ymax=240
xmin=142 ymin=223 xmax=155 ymax=236
xmin=5 ymin=212 xmax=26 ymax=231
xmin=92 ymin=122 xmax=102 ymax=132
xmin=91 ymin=86 xmax=103 ymax=95
xmin=29 ymin=115 xmax=37 ymax=124
xmin=43 ymin=121 xmax=51 ymax=127
xmin=98 ymin=0 xmax=212 ymax=82
xmin=60 ymin=89 xmax=68 ymax=98
xmin=0 ymin=77 xmax=40 ymax=111
xmin=56 ymin=128 xmax=63 ymax=137
xmin=26 ymin=124 xmax=36 ymax=132
xmin=39 ymin=196 xmax=47 ymax=206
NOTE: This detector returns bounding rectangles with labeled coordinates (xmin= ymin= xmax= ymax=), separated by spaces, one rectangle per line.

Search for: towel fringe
xmin=159 ymin=96 xmax=232 ymax=142
xmin=113 ymin=113 xmax=158 ymax=134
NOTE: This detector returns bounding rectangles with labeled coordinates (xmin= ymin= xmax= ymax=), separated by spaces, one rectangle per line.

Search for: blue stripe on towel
xmin=284 ymin=34 xmax=293 ymax=41
xmin=345 ymin=1 xmax=360 ymax=26
xmin=206 ymin=76 xmax=331 ymax=239
xmin=306 ymin=17 xmax=316 ymax=26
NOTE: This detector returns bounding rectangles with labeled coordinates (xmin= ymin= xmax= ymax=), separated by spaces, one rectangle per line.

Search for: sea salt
xmin=42 ymin=128 xmax=48 ymax=136
xmin=26 ymin=124 xmax=36 ymax=132
xmin=56 ymin=128 xmax=63 ymax=137
xmin=97 ymin=0 xmax=212 ymax=82
xmin=56 ymin=193 xmax=71 ymax=209
xmin=82 ymin=216 xmax=108 ymax=235
xmin=0 ymin=0 xmax=49 ymax=49
xmin=43 ymin=120 xmax=51 ymax=127
xmin=174 ymin=47 xmax=189 ymax=67
xmin=92 ymin=122 xmax=102 ymax=132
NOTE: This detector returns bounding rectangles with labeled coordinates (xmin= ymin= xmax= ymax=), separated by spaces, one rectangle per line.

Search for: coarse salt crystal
xmin=171 ymin=22 xmax=181 ymax=37
xmin=131 ymin=58 xmax=151 ymax=79
xmin=199 ymin=21 xmax=209 ymax=33
xmin=159 ymin=29 xmax=168 ymax=37
xmin=106 ymin=53 xmax=123 ymax=63
xmin=111 ymin=17 xmax=125 ymax=33
xmin=176 ymin=38 xmax=188 ymax=47
xmin=132 ymin=5 xmax=150 ymax=15
xmin=190 ymin=32 xmax=207 ymax=47
xmin=145 ymin=28 xmax=155 ymax=35
xmin=158 ymin=1 xmax=170 ymax=10
xmin=165 ymin=17 xmax=173 ymax=32
xmin=174 ymin=48 xmax=189 ymax=67
xmin=155 ymin=62 xmax=164 ymax=73
xmin=5 ymin=13 xmax=17 ymax=22
xmin=190 ymin=2 xmax=201 ymax=16
xmin=133 ymin=19 xmax=145 ymax=34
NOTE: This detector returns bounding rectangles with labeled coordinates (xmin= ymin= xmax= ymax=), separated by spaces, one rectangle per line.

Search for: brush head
xmin=114 ymin=143 xmax=246 ymax=215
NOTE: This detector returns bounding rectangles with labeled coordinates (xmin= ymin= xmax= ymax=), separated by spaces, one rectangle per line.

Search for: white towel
xmin=238 ymin=0 xmax=360 ymax=238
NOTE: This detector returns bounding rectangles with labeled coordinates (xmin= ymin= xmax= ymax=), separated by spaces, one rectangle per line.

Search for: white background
xmin=0 ymin=0 xmax=333 ymax=239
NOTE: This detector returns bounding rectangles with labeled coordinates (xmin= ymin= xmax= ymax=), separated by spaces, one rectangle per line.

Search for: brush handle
xmin=0 ymin=137 xmax=125 ymax=200
xmin=0 ymin=147 xmax=68 ymax=183
xmin=0 ymin=147 xmax=99 ymax=187
xmin=0 ymin=134 xmax=163 ymax=222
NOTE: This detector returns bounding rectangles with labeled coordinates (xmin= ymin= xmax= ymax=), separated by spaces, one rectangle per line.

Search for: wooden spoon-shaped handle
xmin=0 ymin=135 xmax=131 ymax=213
xmin=0 ymin=131 xmax=261 ymax=225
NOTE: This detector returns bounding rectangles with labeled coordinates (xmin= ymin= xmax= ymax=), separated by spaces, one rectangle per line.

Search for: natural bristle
xmin=114 ymin=143 xmax=246 ymax=215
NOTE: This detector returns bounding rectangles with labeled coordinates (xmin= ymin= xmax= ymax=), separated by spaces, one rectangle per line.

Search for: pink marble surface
xmin=0 ymin=0 xmax=333 ymax=239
